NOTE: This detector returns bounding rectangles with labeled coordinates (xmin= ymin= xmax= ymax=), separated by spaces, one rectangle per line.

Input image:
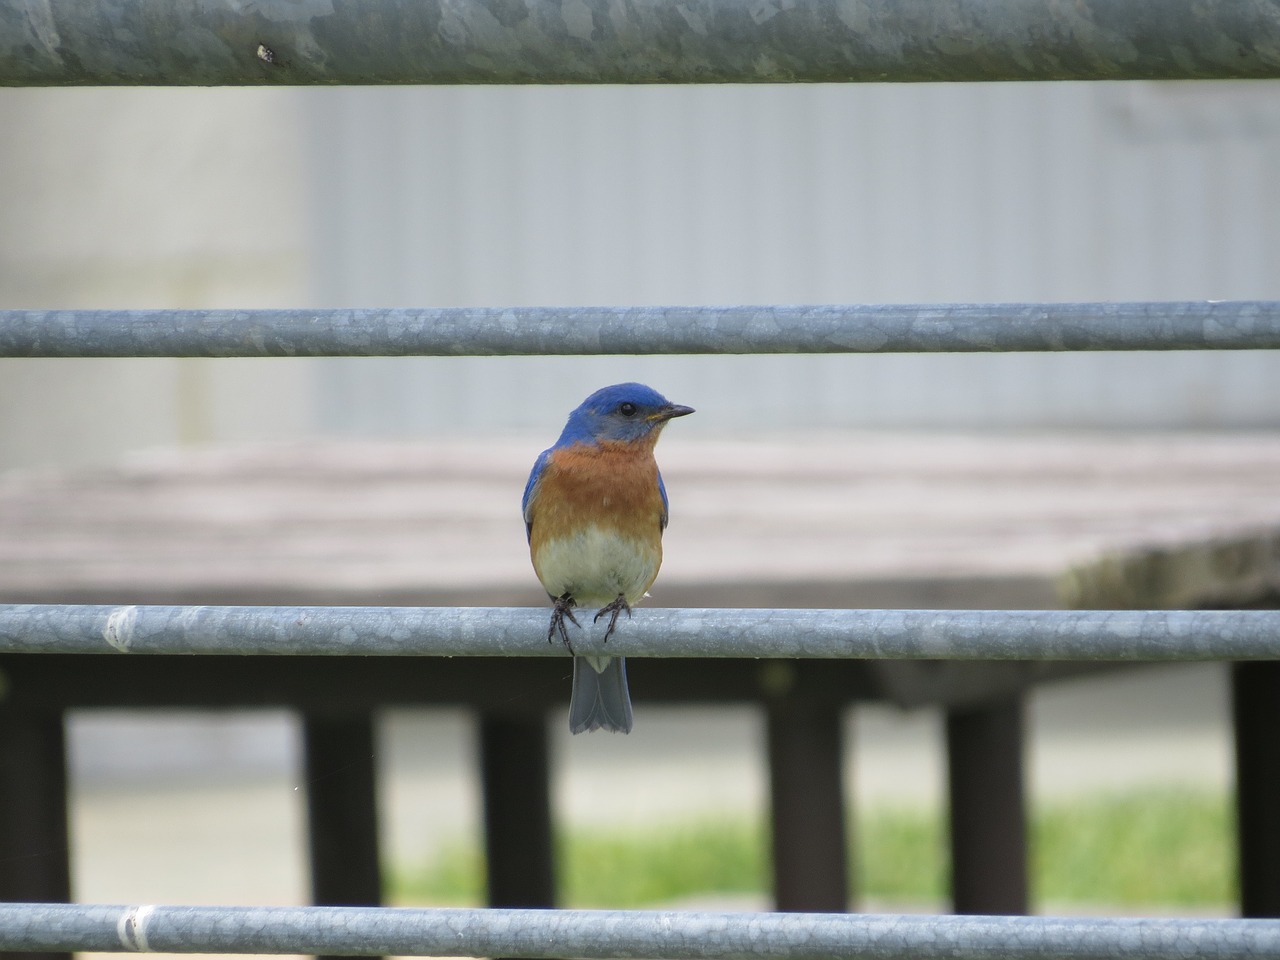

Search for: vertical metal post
xmin=0 ymin=708 xmax=72 ymax=960
xmin=766 ymin=703 xmax=849 ymax=911
xmin=1233 ymin=661 xmax=1280 ymax=917
xmin=303 ymin=714 xmax=383 ymax=960
xmin=479 ymin=714 xmax=556 ymax=908
xmin=946 ymin=698 xmax=1029 ymax=915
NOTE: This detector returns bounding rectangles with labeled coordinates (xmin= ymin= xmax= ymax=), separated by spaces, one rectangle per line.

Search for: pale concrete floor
xmin=68 ymin=662 xmax=1232 ymax=910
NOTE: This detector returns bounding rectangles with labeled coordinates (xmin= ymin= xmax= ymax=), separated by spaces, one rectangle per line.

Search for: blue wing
xmin=657 ymin=470 xmax=670 ymax=531
xmin=522 ymin=448 xmax=553 ymax=543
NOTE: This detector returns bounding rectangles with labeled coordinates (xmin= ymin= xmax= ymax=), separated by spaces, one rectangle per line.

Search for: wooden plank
xmin=3 ymin=435 xmax=1279 ymax=601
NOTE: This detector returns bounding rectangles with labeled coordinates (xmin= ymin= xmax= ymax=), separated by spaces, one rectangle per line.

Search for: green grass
xmin=855 ymin=804 xmax=948 ymax=903
xmin=1033 ymin=788 xmax=1235 ymax=906
xmin=392 ymin=787 xmax=1233 ymax=909
xmin=393 ymin=819 xmax=767 ymax=908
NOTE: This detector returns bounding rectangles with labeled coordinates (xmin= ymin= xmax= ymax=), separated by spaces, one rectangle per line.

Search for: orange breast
xmin=526 ymin=441 xmax=668 ymax=603
xmin=530 ymin=440 xmax=666 ymax=543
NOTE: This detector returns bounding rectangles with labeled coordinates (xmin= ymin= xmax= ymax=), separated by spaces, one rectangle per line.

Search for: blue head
xmin=556 ymin=382 xmax=694 ymax=447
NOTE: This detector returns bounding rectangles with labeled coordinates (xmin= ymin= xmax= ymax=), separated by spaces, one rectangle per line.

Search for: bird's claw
xmin=593 ymin=594 xmax=632 ymax=643
xmin=548 ymin=595 xmax=580 ymax=654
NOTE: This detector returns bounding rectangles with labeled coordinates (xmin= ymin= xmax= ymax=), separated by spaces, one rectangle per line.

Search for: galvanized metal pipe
xmin=1 ymin=903 xmax=1278 ymax=957
xmin=5 ymin=0 xmax=1280 ymax=85
xmin=1 ymin=605 xmax=1277 ymax=660
xmin=2 ymin=303 xmax=1278 ymax=358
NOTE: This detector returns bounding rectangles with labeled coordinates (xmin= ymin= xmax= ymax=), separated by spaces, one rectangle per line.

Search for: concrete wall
xmin=0 ymin=88 xmax=314 ymax=469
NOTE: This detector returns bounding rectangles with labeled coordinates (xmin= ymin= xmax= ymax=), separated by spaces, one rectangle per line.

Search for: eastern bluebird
xmin=522 ymin=383 xmax=694 ymax=734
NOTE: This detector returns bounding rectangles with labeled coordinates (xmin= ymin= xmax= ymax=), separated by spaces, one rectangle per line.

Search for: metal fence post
xmin=766 ymin=699 xmax=849 ymax=912
xmin=304 ymin=711 xmax=385 ymax=960
xmin=480 ymin=714 xmax=557 ymax=909
xmin=945 ymin=699 xmax=1029 ymax=915
xmin=1233 ymin=661 xmax=1280 ymax=917
xmin=0 ymin=707 xmax=71 ymax=960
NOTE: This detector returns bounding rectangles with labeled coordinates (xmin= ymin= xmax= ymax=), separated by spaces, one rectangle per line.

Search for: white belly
xmin=533 ymin=525 xmax=661 ymax=607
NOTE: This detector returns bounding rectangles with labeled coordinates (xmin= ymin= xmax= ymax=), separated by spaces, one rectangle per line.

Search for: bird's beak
xmin=654 ymin=403 xmax=695 ymax=421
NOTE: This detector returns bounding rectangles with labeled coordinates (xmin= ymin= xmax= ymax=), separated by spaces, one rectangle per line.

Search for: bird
xmin=522 ymin=382 xmax=694 ymax=734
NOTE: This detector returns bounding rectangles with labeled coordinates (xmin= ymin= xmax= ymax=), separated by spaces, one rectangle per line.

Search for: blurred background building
xmin=2 ymin=81 xmax=1280 ymax=472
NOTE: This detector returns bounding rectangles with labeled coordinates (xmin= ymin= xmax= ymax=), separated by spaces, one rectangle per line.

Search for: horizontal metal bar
xmin=2 ymin=903 xmax=1278 ymax=958
xmin=2 ymin=303 xmax=1278 ymax=358
xmin=6 ymin=0 xmax=1280 ymax=85
xmin=1 ymin=605 xmax=1277 ymax=660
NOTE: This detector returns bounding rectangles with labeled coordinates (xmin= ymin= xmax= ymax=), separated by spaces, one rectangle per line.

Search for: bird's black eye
xmin=618 ymin=402 xmax=638 ymax=417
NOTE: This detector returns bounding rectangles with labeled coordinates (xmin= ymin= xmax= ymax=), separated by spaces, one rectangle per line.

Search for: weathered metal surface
xmin=2 ymin=903 xmax=1280 ymax=957
xmin=4 ymin=0 xmax=1280 ymax=85
xmin=1 ymin=303 xmax=1279 ymax=357
xmin=0 ymin=604 xmax=1277 ymax=660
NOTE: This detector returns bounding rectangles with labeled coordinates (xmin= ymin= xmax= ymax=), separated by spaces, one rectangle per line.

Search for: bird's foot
xmin=548 ymin=595 xmax=580 ymax=653
xmin=593 ymin=594 xmax=632 ymax=643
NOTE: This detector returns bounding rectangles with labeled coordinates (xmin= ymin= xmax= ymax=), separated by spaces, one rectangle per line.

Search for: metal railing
xmin=2 ymin=302 xmax=1279 ymax=357
xmin=2 ymin=306 xmax=1279 ymax=953
xmin=5 ymin=3 xmax=1280 ymax=946
xmin=2 ymin=605 xmax=1279 ymax=661
xmin=2 ymin=903 xmax=1279 ymax=958
xmin=5 ymin=0 xmax=1280 ymax=85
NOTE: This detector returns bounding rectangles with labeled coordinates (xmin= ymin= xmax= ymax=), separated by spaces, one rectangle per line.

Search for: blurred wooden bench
xmin=2 ymin=433 xmax=1278 ymax=917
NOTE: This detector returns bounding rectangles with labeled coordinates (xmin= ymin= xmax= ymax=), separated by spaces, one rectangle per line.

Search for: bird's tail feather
xmin=569 ymin=656 xmax=633 ymax=734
